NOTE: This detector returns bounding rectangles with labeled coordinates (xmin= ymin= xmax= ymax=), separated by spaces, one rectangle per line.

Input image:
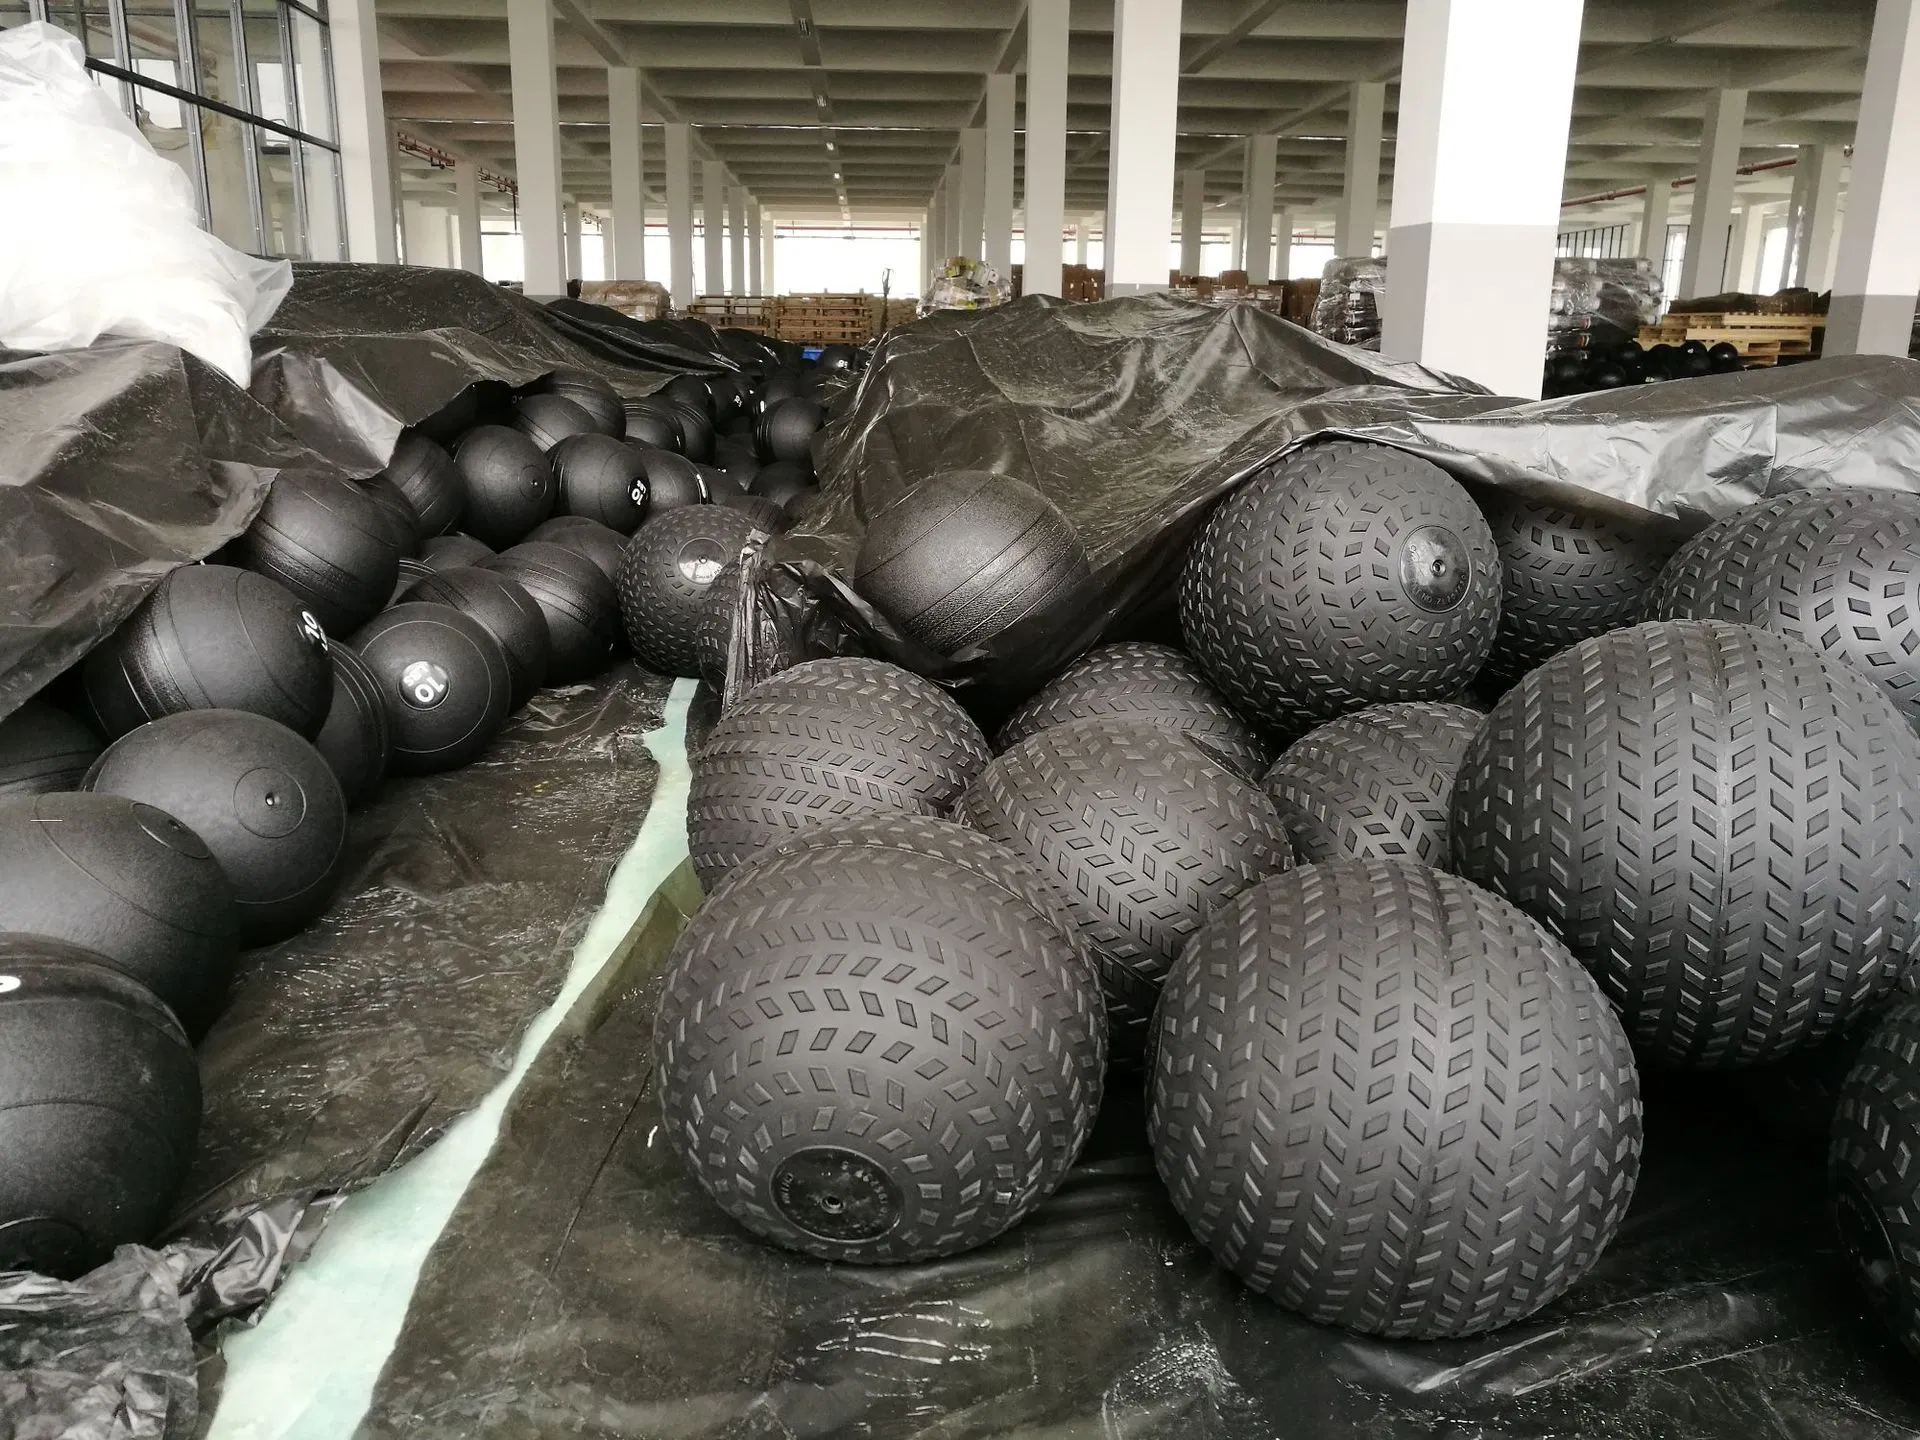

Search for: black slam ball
xmin=749 ymin=460 xmax=816 ymax=516
xmin=663 ymin=374 xmax=714 ymax=417
xmin=0 ymin=701 xmax=102 ymax=798
xmin=230 ymin=472 xmax=402 ymax=637
xmin=618 ymin=506 xmax=759 ymax=676
xmin=511 ymin=392 xmax=600 ymax=453
xmin=380 ymin=433 xmax=466 ymax=539
xmin=358 ymin=474 xmax=422 ymax=556
xmin=669 ymin=401 xmax=714 ymax=462
xmin=482 ymin=543 xmax=621 ymax=684
xmin=550 ymin=433 xmax=649 ymax=534
xmin=755 ymin=396 xmax=824 ymax=463
xmin=313 ymin=641 xmax=392 ymax=808
xmin=533 ymin=368 xmax=625 ymax=438
xmin=0 ymin=791 xmax=240 ymax=1036
xmin=0 ymin=938 xmax=200 ymax=1278
xmin=1831 ymin=997 xmax=1920 ymax=1359
xmin=81 ymin=565 xmax=334 ymax=742
xmin=404 ymin=566 xmax=551 ymax=710
xmin=352 ymin=603 xmax=513 ymax=773
xmin=632 ymin=447 xmax=711 ymax=517
xmin=621 ymin=398 xmax=684 ymax=453
xmin=526 ymin=516 xmax=627 ymax=586
xmin=854 ymin=471 xmax=1091 ymax=655
xmin=418 ymin=533 xmax=495 ymax=573
xmin=453 ymin=425 xmax=556 ymax=549
xmin=84 ymin=709 xmax=349 ymax=945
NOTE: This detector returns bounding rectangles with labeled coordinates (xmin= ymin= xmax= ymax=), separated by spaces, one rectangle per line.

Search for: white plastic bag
xmin=0 ymin=22 xmax=291 ymax=385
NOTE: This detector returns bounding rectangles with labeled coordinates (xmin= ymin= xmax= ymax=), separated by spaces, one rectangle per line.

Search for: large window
xmin=5 ymin=0 xmax=344 ymax=259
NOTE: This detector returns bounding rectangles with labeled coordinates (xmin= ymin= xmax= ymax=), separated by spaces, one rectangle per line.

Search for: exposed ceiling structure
xmin=381 ymin=0 xmax=1875 ymax=233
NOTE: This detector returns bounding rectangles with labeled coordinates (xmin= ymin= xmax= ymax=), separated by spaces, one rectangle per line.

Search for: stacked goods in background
xmin=1549 ymin=257 xmax=1664 ymax=357
xmin=576 ymin=280 xmax=670 ymax=321
xmin=1639 ymin=308 xmax=1823 ymax=366
xmin=772 ymin=293 xmax=878 ymax=344
xmin=876 ymin=297 xmax=917 ymax=333
xmin=688 ymin=296 xmax=773 ymax=334
xmin=1310 ymin=257 xmax=1388 ymax=346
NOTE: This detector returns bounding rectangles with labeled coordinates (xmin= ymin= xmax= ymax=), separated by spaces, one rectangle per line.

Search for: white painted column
xmin=942 ymin=162 xmax=962 ymax=260
xmin=506 ymin=0 xmax=565 ymax=297
xmin=748 ymin=203 xmax=764 ymax=294
xmin=926 ymin=184 xmax=946 ymax=283
xmin=1729 ymin=203 xmax=1768 ymax=293
xmin=1640 ymin=176 xmax=1671 ymax=264
xmin=403 ymin=200 xmax=450 ymax=266
xmin=1179 ymin=170 xmax=1205 ymax=276
xmin=1830 ymin=0 xmax=1920 ymax=355
xmin=1678 ymin=87 xmax=1748 ymax=298
xmin=1335 ymin=81 xmax=1385 ymax=257
xmin=957 ymin=128 xmax=986 ymax=261
xmin=1381 ymin=0 xmax=1585 ymax=400
xmin=1073 ymin=222 xmax=1089 ymax=266
xmin=1797 ymin=144 xmax=1844 ymax=291
xmin=702 ymin=158 xmax=726 ymax=294
xmin=1273 ymin=205 xmax=1293 ymax=279
xmin=665 ymin=122 xmax=694 ymax=307
xmin=1243 ymin=133 xmax=1277 ymax=283
xmin=761 ymin=213 xmax=777 ymax=294
xmin=328 ymin=0 xmax=396 ymax=262
xmin=564 ymin=199 xmax=583 ymax=280
xmin=1103 ymin=0 xmax=1184 ymax=295
xmin=1023 ymin=0 xmax=1070 ymax=297
xmin=607 ymin=66 xmax=646 ymax=281
xmin=728 ymin=185 xmax=748 ymax=297
xmin=454 ymin=159 xmax=484 ymax=275
xmin=984 ymin=73 xmax=1016 ymax=273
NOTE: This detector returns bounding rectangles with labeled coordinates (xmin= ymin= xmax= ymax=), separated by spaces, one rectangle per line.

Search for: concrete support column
xmin=927 ymin=185 xmax=946 ymax=283
xmin=984 ymin=73 xmax=1016 ymax=273
xmin=942 ymin=163 xmax=962 ymax=260
xmin=749 ymin=203 xmax=764 ymax=294
xmin=1381 ymin=0 xmax=1585 ymax=400
xmin=1273 ymin=205 xmax=1293 ymax=280
xmin=1335 ymin=81 xmax=1385 ymax=258
xmin=1678 ymin=87 xmax=1748 ymax=298
xmin=1728 ymin=203 xmax=1767 ymax=293
xmin=761 ymin=213 xmax=776 ymax=294
xmin=1104 ymin=0 xmax=1184 ymax=295
xmin=607 ymin=66 xmax=646 ymax=281
xmin=564 ymin=199 xmax=583 ymax=280
xmin=1179 ymin=170 xmax=1205 ymax=276
xmin=957 ymin=129 xmax=986 ymax=261
xmin=702 ymin=158 xmax=726 ymax=294
xmin=1831 ymin=0 xmax=1920 ymax=354
xmin=728 ymin=185 xmax=747 ymax=296
xmin=665 ymin=122 xmax=694 ymax=308
xmin=1073 ymin=222 xmax=1089 ymax=266
xmin=506 ymin=0 xmax=565 ymax=298
xmin=1640 ymin=176 xmax=1671 ymax=264
xmin=1243 ymin=134 xmax=1277 ymax=283
xmin=454 ymin=159 xmax=484 ymax=275
xmin=1023 ymin=0 xmax=1070 ymax=297
xmin=328 ymin=0 xmax=396 ymax=262
xmin=403 ymin=200 xmax=450 ymax=267
xmin=1795 ymin=144 xmax=1844 ymax=291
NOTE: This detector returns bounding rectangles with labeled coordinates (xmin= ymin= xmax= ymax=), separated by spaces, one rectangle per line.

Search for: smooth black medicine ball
xmin=532 ymin=368 xmax=624 ymax=438
xmin=414 ymin=385 xmax=486 ymax=446
xmin=358 ymin=474 xmax=422 ymax=555
xmin=352 ymin=603 xmax=512 ymax=773
xmin=756 ymin=397 xmax=823 ymax=463
xmin=719 ymin=493 xmax=791 ymax=534
xmin=551 ymin=433 xmax=648 ymax=534
xmin=511 ymin=392 xmax=599 ymax=454
xmin=381 ymin=433 xmax=466 ymax=539
xmin=854 ymin=471 xmax=1091 ymax=655
xmin=84 ymin=709 xmax=348 ymax=945
xmin=231 ymin=472 xmax=401 ymax=637
xmin=0 ymin=701 xmax=101 ymax=798
xmin=526 ymin=516 xmax=627 ymax=587
xmin=663 ymin=374 xmax=714 ymax=418
xmin=621 ymin=398 xmax=683 ymax=453
xmin=404 ymin=566 xmax=550 ymax=710
xmin=817 ymin=344 xmax=859 ymax=373
xmin=632 ymin=447 xmax=710 ymax=516
xmin=313 ymin=642 xmax=392 ymax=808
xmin=1708 ymin=341 xmax=1743 ymax=374
xmin=0 ymin=792 xmax=239 ymax=1037
xmin=618 ymin=505 xmax=759 ymax=676
xmin=418 ymin=533 xmax=495 ymax=573
xmin=749 ymin=460 xmax=815 ymax=516
xmin=82 ymin=565 xmax=334 ymax=743
xmin=453 ymin=425 xmax=555 ymax=550
xmin=669 ymin=401 xmax=714 ymax=462
xmin=390 ymin=556 xmax=435 ymax=605
xmin=758 ymin=369 xmax=802 ymax=414
xmin=0 ymin=938 xmax=200 ymax=1279
xmin=1644 ymin=343 xmax=1676 ymax=379
xmin=482 ymin=543 xmax=620 ymax=684
xmin=1675 ymin=339 xmax=1714 ymax=378
xmin=705 ymin=375 xmax=746 ymax=427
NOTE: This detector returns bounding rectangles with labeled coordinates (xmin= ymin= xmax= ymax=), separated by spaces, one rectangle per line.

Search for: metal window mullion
xmin=319 ymin=9 xmax=343 ymax=258
xmin=227 ymin=0 xmax=266 ymax=253
xmin=171 ymin=0 xmax=213 ymax=226
xmin=277 ymin=0 xmax=307 ymax=256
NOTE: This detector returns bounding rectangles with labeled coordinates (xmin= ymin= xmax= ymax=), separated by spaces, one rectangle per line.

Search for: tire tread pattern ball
xmin=1830 ymin=996 xmax=1920 ymax=1357
xmin=653 ymin=815 xmax=1105 ymax=1263
xmin=1148 ymin=859 xmax=1641 ymax=1340
xmin=618 ymin=506 xmax=759 ymax=676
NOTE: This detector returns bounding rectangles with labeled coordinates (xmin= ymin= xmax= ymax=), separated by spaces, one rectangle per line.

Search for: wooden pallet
xmin=772 ymin=293 xmax=881 ymax=344
xmin=1638 ymin=311 xmax=1821 ymax=363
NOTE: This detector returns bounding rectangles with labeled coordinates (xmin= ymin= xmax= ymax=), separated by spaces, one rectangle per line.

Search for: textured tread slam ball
xmin=1149 ymin=860 xmax=1641 ymax=1340
xmin=1452 ymin=620 xmax=1920 ymax=1067
xmin=994 ymin=642 xmax=1272 ymax=778
xmin=482 ymin=543 xmax=620 ymax=683
xmin=1180 ymin=441 xmax=1501 ymax=736
xmin=81 ymin=565 xmax=334 ymax=742
xmin=453 ymin=425 xmax=555 ymax=550
xmin=403 ymin=566 xmax=549 ymax=710
xmin=1650 ymin=487 xmax=1920 ymax=729
xmin=1831 ymin=997 xmax=1920 ymax=1358
xmin=618 ymin=506 xmax=759 ymax=676
xmin=84 ymin=709 xmax=348 ymax=945
xmin=526 ymin=516 xmax=625 ymax=586
xmin=1645 ymin=489 xmax=1884 ymax=624
xmin=380 ymin=433 xmax=466 ymax=539
xmin=960 ymin=717 xmax=1295 ymax=1051
xmin=1263 ymin=702 xmax=1484 ymax=867
xmin=654 ymin=813 xmax=1105 ymax=1263
xmin=533 ymin=368 xmax=625 ymax=437
xmin=313 ymin=641 xmax=392 ymax=808
xmin=0 ymin=701 xmax=101 ymax=798
xmin=0 ymin=939 xmax=200 ymax=1279
xmin=687 ymin=657 xmax=992 ymax=889
xmin=550 ymin=433 xmax=648 ymax=534
xmin=0 ymin=792 xmax=239 ymax=1036
xmin=511 ymin=392 xmax=599 ymax=453
xmin=352 ymin=603 xmax=513 ymax=773
xmin=230 ymin=472 xmax=402 ymax=637
xmin=1478 ymin=490 xmax=1673 ymax=686
xmin=755 ymin=396 xmax=822 ymax=463
xmin=854 ymin=471 xmax=1092 ymax=655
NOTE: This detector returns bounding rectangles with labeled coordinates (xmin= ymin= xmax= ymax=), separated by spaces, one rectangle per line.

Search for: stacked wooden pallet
xmin=687 ymin=296 xmax=773 ymax=333
xmin=1636 ymin=312 xmax=1821 ymax=366
xmin=878 ymin=299 xmax=917 ymax=332
xmin=773 ymin=294 xmax=876 ymax=344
